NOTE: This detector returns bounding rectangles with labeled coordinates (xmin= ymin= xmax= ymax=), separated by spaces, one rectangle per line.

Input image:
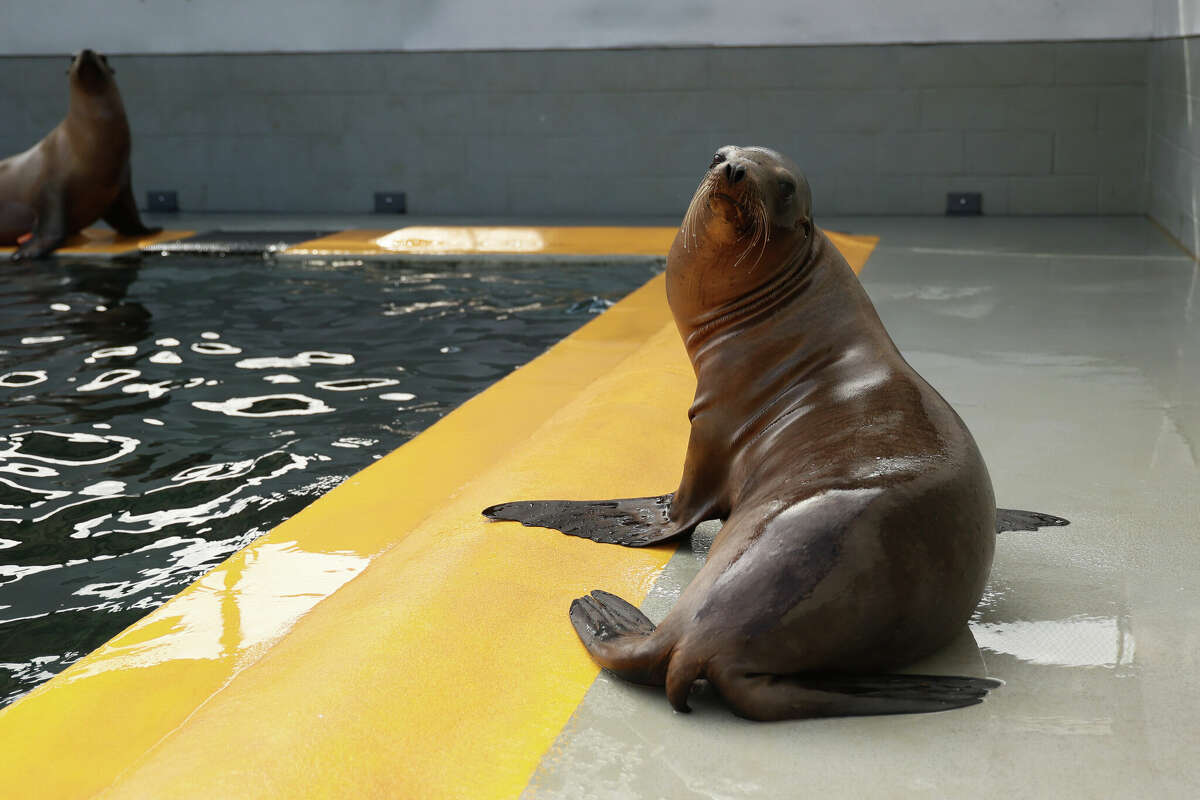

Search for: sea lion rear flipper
xmin=102 ymin=179 xmax=160 ymax=237
xmin=569 ymin=590 xmax=672 ymax=686
xmin=482 ymin=494 xmax=688 ymax=547
xmin=713 ymin=671 xmax=1003 ymax=721
xmin=995 ymin=508 xmax=1070 ymax=533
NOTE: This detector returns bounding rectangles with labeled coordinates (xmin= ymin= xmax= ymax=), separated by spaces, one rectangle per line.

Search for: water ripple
xmin=192 ymin=394 xmax=335 ymax=418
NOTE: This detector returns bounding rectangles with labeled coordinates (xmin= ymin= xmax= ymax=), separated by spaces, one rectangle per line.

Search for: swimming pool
xmin=0 ymin=254 xmax=661 ymax=705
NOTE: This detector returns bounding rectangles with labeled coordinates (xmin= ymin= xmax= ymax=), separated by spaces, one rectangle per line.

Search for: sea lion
xmin=484 ymin=145 xmax=1068 ymax=721
xmin=0 ymin=49 xmax=159 ymax=260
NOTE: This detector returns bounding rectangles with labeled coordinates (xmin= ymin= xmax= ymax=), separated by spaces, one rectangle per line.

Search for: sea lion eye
xmin=710 ymin=153 xmax=726 ymax=169
xmin=778 ymin=179 xmax=795 ymax=200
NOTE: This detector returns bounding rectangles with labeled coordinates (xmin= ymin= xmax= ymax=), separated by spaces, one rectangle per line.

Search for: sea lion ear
xmin=791 ymin=172 xmax=813 ymax=226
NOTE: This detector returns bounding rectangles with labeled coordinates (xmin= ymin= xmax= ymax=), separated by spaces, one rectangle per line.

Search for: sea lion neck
xmin=68 ymin=55 xmax=124 ymax=125
xmin=668 ymin=224 xmax=821 ymax=364
xmin=66 ymin=81 xmax=129 ymax=163
xmin=679 ymin=228 xmax=896 ymax=399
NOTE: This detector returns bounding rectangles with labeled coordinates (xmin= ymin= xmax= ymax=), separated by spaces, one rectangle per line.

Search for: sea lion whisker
xmin=680 ymin=173 xmax=718 ymax=251
xmin=749 ymin=198 xmax=770 ymax=271
xmin=734 ymin=194 xmax=769 ymax=270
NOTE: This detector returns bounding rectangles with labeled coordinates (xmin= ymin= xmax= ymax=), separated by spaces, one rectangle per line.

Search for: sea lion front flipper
xmin=995 ymin=508 xmax=1070 ymax=533
xmin=13 ymin=190 xmax=65 ymax=261
xmin=713 ymin=671 xmax=1003 ymax=721
xmin=101 ymin=178 xmax=161 ymax=237
xmin=0 ymin=200 xmax=36 ymax=245
xmin=483 ymin=494 xmax=689 ymax=547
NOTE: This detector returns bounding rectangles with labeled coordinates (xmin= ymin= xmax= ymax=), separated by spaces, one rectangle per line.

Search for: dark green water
xmin=0 ymin=254 xmax=660 ymax=706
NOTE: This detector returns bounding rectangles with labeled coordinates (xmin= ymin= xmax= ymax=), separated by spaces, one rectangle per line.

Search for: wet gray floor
xmin=522 ymin=217 xmax=1200 ymax=799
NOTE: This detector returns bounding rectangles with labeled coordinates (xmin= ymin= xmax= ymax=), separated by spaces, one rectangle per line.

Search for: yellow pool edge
xmin=1 ymin=225 xmax=878 ymax=262
xmin=0 ymin=230 xmax=877 ymax=800
xmin=0 ymin=229 xmax=192 ymax=258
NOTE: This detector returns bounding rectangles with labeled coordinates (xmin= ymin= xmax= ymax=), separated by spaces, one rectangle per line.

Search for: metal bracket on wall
xmin=147 ymin=191 xmax=179 ymax=213
xmin=946 ymin=192 xmax=982 ymax=216
xmin=374 ymin=192 xmax=407 ymax=214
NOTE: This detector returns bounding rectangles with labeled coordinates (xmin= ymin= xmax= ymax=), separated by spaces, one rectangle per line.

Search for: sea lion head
xmin=669 ymin=146 xmax=814 ymax=332
xmin=69 ymin=49 xmax=117 ymax=96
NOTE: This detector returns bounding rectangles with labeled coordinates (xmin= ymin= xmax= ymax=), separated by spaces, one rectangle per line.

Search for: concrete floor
xmin=515 ymin=216 xmax=1200 ymax=799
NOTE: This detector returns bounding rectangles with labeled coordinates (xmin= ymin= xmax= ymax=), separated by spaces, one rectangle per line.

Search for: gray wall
xmin=1147 ymin=37 xmax=1200 ymax=252
xmin=0 ymin=41 xmax=1149 ymax=217
xmin=0 ymin=0 xmax=1162 ymax=55
xmin=1154 ymin=0 xmax=1200 ymax=38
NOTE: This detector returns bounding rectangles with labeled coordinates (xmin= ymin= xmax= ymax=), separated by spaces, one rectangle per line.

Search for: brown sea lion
xmin=0 ymin=49 xmax=159 ymax=260
xmin=484 ymin=145 xmax=1067 ymax=721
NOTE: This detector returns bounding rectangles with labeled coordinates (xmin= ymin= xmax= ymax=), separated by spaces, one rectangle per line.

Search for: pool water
xmin=0 ymin=254 xmax=661 ymax=706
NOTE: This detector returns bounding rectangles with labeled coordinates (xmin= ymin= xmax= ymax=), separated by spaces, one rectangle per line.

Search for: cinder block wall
xmin=0 ymin=41 xmax=1148 ymax=217
xmin=1147 ymin=37 xmax=1200 ymax=252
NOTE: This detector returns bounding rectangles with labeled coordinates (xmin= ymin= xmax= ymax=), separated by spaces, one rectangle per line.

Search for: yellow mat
xmin=0 ymin=228 xmax=191 ymax=258
xmin=0 ymin=231 xmax=877 ymax=799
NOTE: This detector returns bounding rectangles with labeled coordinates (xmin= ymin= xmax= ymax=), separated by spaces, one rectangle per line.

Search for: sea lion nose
xmin=724 ymin=162 xmax=746 ymax=184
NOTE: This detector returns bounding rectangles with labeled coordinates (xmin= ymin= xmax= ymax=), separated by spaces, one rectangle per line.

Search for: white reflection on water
xmin=970 ymin=615 xmax=1135 ymax=668
xmin=331 ymin=437 xmax=378 ymax=449
xmin=77 ymin=369 xmax=140 ymax=392
xmin=0 ymin=371 xmax=47 ymax=387
xmin=78 ymin=481 xmax=127 ymax=497
xmin=0 ymin=463 xmax=57 ymax=478
xmin=315 ymin=378 xmax=399 ymax=392
xmin=149 ymin=350 xmax=182 ymax=364
xmin=191 ymin=342 xmax=243 ymax=356
xmin=383 ymin=299 xmax=461 ymax=317
xmin=380 ymin=392 xmax=416 ymax=402
xmin=121 ymin=380 xmax=173 ymax=400
xmin=90 ymin=346 xmax=138 ymax=359
xmin=235 ymin=351 xmax=354 ymax=370
xmin=192 ymin=393 xmax=335 ymax=418
xmin=173 ymin=458 xmax=260 ymax=483
xmin=59 ymin=451 xmax=310 ymax=541
xmin=0 ymin=431 xmax=140 ymax=465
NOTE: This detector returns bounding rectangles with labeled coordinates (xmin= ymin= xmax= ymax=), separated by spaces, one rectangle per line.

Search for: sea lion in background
xmin=0 ymin=49 xmax=159 ymax=260
xmin=484 ymin=145 xmax=1067 ymax=721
